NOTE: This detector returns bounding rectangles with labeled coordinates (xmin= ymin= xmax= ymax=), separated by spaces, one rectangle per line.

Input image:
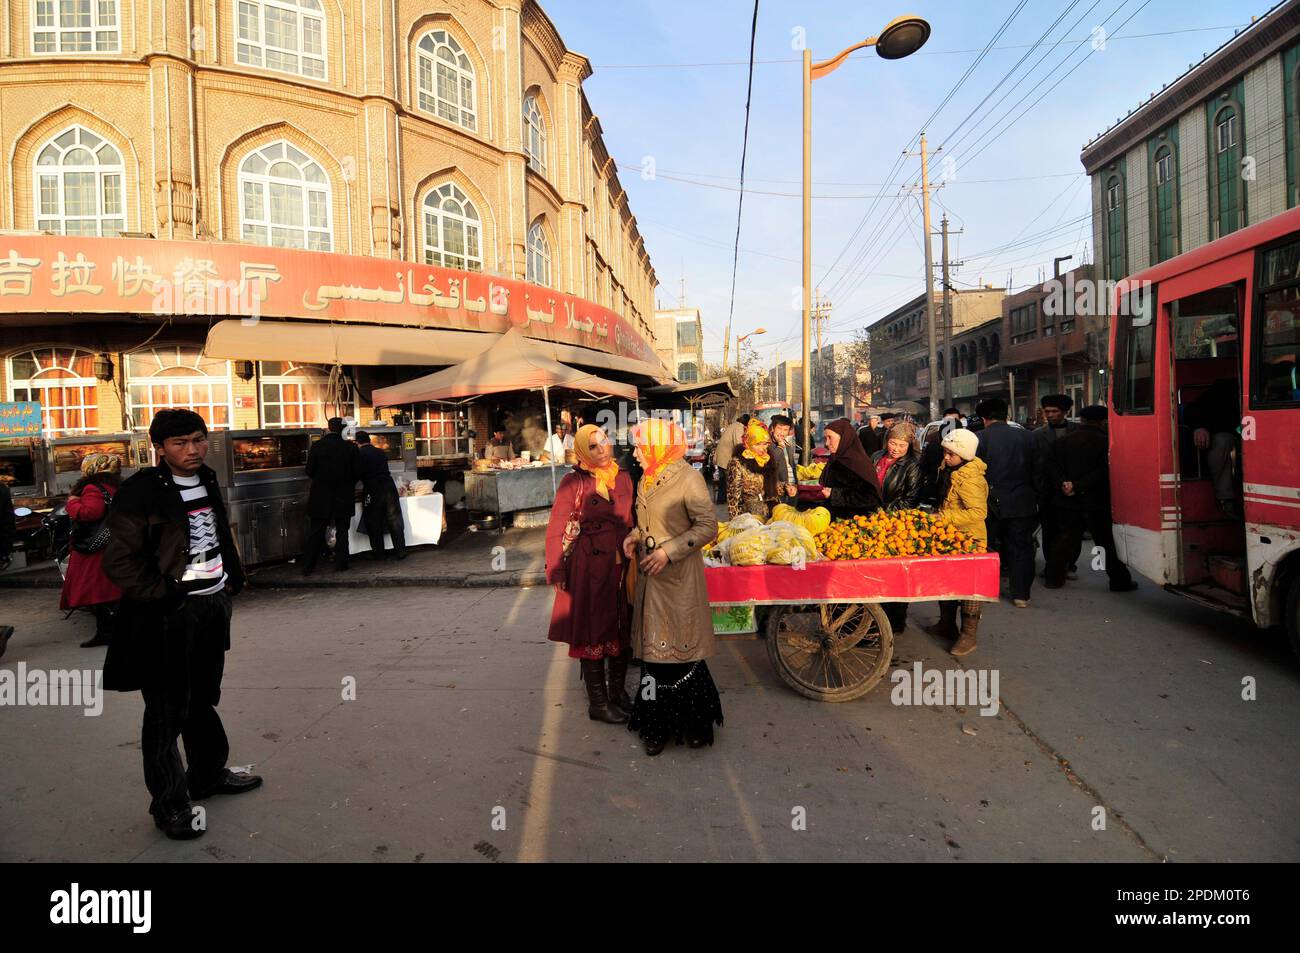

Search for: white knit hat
xmin=941 ymin=428 xmax=979 ymax=462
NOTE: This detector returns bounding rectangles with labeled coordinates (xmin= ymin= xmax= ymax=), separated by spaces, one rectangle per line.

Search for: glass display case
xmin=0 ymin=442 xmax=44 ymax=496
xmin=232 ymin=433 xmax=311 ymax=472
xmin=48 ymin=434 xmax=141 ymax=494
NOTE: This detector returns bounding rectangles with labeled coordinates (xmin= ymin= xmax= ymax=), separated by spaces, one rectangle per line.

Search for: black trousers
xmin=989 ymin=514 xmax=1036 ymax=601
xmin=362 ymin=484 xmax=406 ymax=558
xmin=140 ymin=592 xmax=231 ymax=817
xmin=303 ymin=515 xmax=351 ymax=570
xmin=1046 ymin=507 xmax=1133 ymax=588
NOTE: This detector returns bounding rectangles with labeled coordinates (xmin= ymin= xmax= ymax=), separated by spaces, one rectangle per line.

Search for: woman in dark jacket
xmin=817 ymin=419 xmax=883 ymax=520
xmin=544 ymin=424 xmax=635 ymax=724
xmin=872 ymin=420 xmax=921 ymax=512
xmin=61 ymin=453 xmax=124 ymax=647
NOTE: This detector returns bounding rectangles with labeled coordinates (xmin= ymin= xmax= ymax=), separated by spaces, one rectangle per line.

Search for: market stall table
xmin=347 ymin=493 xmax=444 ymax=554
xmin=703 ymin=553 xmax=1000 ymax=702
xmin=464 ymin=465 xmax=562 ymax=521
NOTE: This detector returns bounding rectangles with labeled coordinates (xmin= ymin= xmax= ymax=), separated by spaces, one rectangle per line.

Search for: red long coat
xmin=60 ymin=482 xmax=124 ymax=610
xmin=545 ymin=469 xmax=633 ymax=659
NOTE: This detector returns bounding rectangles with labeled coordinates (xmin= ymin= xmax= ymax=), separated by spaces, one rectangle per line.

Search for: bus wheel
xmin=1286 ymin=575 xmax=1300 ymax=664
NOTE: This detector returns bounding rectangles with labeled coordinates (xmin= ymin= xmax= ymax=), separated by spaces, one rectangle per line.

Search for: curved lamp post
xmin=801 ymin=15 xmax=930 ymax=460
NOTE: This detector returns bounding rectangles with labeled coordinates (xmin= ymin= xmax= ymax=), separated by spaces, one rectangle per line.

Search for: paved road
xmin=1 ymin=565 xmax=1296 ymax=862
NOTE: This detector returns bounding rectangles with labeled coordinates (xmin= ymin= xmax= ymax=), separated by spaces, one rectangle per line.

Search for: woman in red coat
xmin=61 ymin=453 xmax=124 ymax=648
xmin=545 ymin=423 xmax=634 ymax=724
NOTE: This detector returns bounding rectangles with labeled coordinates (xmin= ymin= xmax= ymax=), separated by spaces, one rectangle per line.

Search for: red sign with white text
xmin=0 ymin=235 xmax=658 ymax=367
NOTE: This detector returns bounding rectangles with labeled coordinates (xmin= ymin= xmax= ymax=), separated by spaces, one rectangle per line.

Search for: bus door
xmin=1163 ymin=271 xmax=1250 ymax=608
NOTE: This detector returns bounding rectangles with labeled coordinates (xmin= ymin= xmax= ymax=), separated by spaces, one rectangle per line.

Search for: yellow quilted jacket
xmin=937 ymin=456 xmax=989 ymax=544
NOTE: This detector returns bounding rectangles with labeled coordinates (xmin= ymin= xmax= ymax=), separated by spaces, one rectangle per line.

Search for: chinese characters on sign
xmin=0 ymin=236 xmax=657 ymax=365
xmin=0 ymin=402 xmax=43 ymax=439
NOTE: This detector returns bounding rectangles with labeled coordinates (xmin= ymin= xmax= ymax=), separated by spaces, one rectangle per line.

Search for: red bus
xmin=1109 ymin=207 xmax=1300 ymax=659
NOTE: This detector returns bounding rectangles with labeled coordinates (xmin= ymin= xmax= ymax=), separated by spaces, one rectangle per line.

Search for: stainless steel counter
xmin=464 ymin=466 xmax=563 ymax=517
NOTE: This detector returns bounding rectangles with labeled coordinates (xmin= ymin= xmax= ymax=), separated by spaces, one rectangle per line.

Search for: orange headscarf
xmin=740 ymin=419 xmax=772 ymax=467
xmin=573 ymin=424 xmax=619 ymax=500
xmin=633 ymin=417 xmax=687 ymax=487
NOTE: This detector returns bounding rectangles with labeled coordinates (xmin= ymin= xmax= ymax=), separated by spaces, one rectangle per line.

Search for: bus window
xmin=1114 ymin=286 xmax=1156 ymax=413
xmin=1255 ymin=236 xmax=1300 ymax=406
xmin=1171 ymin=286 xmax=1241 ymax=482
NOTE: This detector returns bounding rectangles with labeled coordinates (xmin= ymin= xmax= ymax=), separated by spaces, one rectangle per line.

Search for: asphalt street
xmin=1 ymin=564 xmax=1297 ymax=862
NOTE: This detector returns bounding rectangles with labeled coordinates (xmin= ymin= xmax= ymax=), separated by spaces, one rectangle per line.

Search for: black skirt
xmin=628 ymin=660 xmax=724 ymax=747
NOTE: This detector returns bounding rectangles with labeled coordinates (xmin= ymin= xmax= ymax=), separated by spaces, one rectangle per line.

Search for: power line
xmin=722 ymin=0 xmax=761 ymax=370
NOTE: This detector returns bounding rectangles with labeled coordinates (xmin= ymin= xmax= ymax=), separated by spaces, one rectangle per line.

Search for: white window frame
xmin=1107 ymin=181 xmax=1122 ymax=211
xmin=33 ymin=125 xmax=125 ymax=236
xmin=416 ymin=30 xmax=476 ymax=131
xmin=5 ymin=347 xmax=99 ymax=437
xmin=410 ymin=401 xmax=469 ymax=459
xmin=1155 ymin=149 xmax=1172 ymax=186
xmin=258 ymin=361 xmax=351 ymax=428
xmin=238 ymin=140 xmax=333 ymax=250
xmin=235 ymin=0 xmax=327 ymax=81
xmin=124 ymin=346 xmax=234 ymax=431
xmin=526 ymin=220 xmax=550 ymax=287
xmin=1216 ymin=112 xmax=1237 ymax=154
xmin=422 ymin=182 xmax=482 ymax=271
xmin=523 ymin=95 xmax=546 ymax=174
xmin=31 ymin=0 xmax=121 ymax=54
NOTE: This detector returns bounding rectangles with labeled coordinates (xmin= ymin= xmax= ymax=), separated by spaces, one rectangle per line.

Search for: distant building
xmin=653 ymin=306 xmax=704 ymax=383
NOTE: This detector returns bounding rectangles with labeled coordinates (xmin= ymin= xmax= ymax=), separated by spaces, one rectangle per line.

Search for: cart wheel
xmin=765 ymin=602 xmax=894 ymax=702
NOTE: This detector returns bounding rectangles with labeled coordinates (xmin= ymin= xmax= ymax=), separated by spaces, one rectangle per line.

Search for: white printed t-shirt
xmin=173 ymin=473 xmax=227 ymax=596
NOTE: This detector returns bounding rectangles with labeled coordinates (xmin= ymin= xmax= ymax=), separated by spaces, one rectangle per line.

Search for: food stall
xmin=371 ymin=327 xmax=638 ymax=528
xmin=47 ymin=433 xmax=149 ymax=494
xmin=0 ymin=439 xmax=49 ymax=501
xmin=207 ymin=427 xmax=316 ymax=566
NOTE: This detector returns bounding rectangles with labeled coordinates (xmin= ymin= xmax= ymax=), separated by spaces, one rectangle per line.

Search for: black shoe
xmin=154 ymin=806 xmax=204 ymax=840
xmin=191 ymin=768 xmax=263 ymax=800
xmin=80 ymin=633 xmax=111 ymax=648
xmin=687 ymin=735 xmax=708 ymax=749
xmin=1043 ymin=580 xmax=1064 ymax=590
xmin=1109 ymin=580 xmax=1139 ymax=592
xmin=643 ymin=737 xmax=666 ymax=757
xmin=395 ymin=551 xmax=409 ymax=560
xmin=0 ymin=626 xmax=13 ymax=660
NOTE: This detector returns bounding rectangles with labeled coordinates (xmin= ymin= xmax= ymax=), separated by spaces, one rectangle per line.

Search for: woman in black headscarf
xmin=817 ymin=419 xmax=884 ymax=521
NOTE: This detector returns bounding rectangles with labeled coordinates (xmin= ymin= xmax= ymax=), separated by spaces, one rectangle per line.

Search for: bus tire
xmin=1286 ymin=574 xmax=1300 ymax=664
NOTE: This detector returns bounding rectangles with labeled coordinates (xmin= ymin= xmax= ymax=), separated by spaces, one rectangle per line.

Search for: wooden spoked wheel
xmin=764 ymin=602 xmax=894 ymax=702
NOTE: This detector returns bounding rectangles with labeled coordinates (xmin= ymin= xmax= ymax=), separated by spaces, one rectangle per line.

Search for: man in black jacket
xmin=355 ymin=431 xmax=407 ymax=560
xmin=1043 ymin=406 xmax=1136 ymax=592
xmin=102 ymin=409 xmax=261 ymax=840
xmin=302 ymin=417 xmax=360 ymax=574
xmin=1183 ymin=377 xmax=1241 ymax=517
xmin=1033 ymin=394 xmax=1079 ymax=576
xmin=0 ymin=480 xmax=15 ymax=658
xmin=975 ymin=398 xmax=1039 ymax=607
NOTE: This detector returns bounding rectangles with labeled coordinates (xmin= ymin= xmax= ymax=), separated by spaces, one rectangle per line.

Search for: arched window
xmin=989 ymin=333 xmax=1000 ymax=366
xmin=416 ymin=30 xmax=476 ymax=131
xmin=677 ymin=362 xmax=699 ymax=383
xmin=259 ymin=361 xmax=352 ymax=427
xmin=32 ymin=0 xmax=121 ymax=52
xmin=236 ymin=0 xmax=327 ymax=80
xmin=1151 ymin=141 xmax=1178 ymax=263
xmin=1210 ymin=103 xmax=1242 ymax=238
xmin=422 ymin=183 xmax=482 ymax=271
xmin=238 ymin=141 xmax=332 ymax=250
xmin=125 ymin=346 xmax=232 ymax=430
xmin=524 ymin=95 xmax=546 ymax=174
xmin=526 ymin=220 xmax=550 ymax=287
xmin=1105 ymin=172 xmax=1126 ymax=280
xmin=34 ymin=125 xmax=124 ymax=236
xmin=5 ymin=347 xmax=98 ymax=436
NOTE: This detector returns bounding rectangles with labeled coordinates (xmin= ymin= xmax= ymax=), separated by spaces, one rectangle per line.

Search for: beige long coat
xmin=629 ymin=460 xmax=719 ymax=663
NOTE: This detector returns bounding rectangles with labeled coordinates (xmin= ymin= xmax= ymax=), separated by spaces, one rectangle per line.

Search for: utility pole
xmin=918 ymin=134 xmax=940 ymax=421
xmin=812 ymin=289 xmax=830 ymax=423
xmin=941 ymin=215 xmax=953 ymax=408
xmin=1054 ymin=254 xmax=1073 ymax=392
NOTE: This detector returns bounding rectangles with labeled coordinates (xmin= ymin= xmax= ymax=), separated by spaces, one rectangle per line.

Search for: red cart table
xmin=704 ymin=553 xmax=1001 ymax=702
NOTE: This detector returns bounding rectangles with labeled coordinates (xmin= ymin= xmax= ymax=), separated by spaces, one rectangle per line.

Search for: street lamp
xmin=801 ymin=14 xmax=930 ymax=460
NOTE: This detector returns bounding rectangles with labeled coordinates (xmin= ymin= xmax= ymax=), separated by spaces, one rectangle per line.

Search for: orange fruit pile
xmin=814 ymin=508 xmax=986 ymax=561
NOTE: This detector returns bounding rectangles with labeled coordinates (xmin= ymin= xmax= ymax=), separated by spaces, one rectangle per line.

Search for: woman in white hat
xmin=928 ymin=429 xmax=988 ymax=656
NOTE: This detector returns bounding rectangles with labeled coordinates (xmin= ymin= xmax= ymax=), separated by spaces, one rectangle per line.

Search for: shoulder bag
xmin=70 ymin=482 xmax=113 ymax=555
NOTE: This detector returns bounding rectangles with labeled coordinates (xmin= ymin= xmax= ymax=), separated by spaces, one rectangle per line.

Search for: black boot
xmin=581 ymin=659 xmax=627 ymax=724
xmin=607 ymin=651 xmax=633 ymax=713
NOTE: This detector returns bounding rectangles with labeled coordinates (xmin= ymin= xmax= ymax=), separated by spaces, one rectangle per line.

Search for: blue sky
xmin=542 ymin=0 xmax=1262 ymax=367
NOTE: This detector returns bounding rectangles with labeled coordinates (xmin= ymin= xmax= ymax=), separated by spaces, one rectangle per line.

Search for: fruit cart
xmin=704 ymin=554 xmax=1000 ymax=702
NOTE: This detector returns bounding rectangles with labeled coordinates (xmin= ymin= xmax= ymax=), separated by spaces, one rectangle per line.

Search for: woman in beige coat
xmin=622 ymin=418 xmax=722 ymax=756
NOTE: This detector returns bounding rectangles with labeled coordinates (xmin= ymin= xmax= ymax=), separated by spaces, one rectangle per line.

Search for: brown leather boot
xmin=926 ymin=602 xmax=959 ymax=641
xmin=607 ymin=651 xmax=633 ymax=713
xmin=581 ymin=659 xmax=627 ymax=724
xmin=951 ymin=602 xmax=980 ymax=657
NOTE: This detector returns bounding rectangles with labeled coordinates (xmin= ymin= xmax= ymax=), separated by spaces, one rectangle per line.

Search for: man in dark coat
xmin=355 ymin=431 xmax=406 ymax=560
xmin=1043 ymin=406 xmax=1137 ymax=592
xmin=1033 ymin=394 xmax=1079 ymax=575
xmin=1183 ymin=377 xmax=1241 ymax=516
xmin=975 ymin=398 xmax=1039 ymax=607
xmin=102 ymin=409 xmax=260 ymax=840
xmin=302 ymin=417 xmax=360 ymax=574
xmin=0 ymin=480 xmax=14 ymax=658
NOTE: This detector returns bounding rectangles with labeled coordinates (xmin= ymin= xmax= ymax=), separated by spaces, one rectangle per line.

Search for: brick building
xmin=0 ymin=0 xmax=662 ymax=465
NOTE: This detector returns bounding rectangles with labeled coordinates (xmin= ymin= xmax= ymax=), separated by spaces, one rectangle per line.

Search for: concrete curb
xmin=0 ymin=569 xmax=550 ymax=591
